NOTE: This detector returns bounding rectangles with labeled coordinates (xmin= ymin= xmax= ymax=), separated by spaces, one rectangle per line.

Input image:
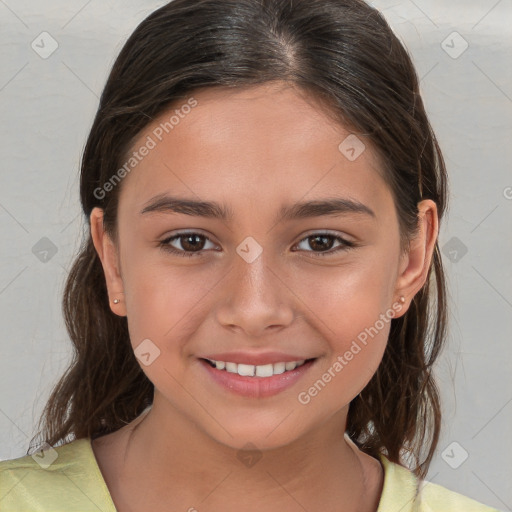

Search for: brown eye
xmin=177 ymin=234 xmax=206 ymax=251
xmin=308 ymin=234 xmax=336 ymax=251
xmin=294 ymin=233 xmax=357 ymax=257
xmin=159 ymin=232 xmax=216 ymax=257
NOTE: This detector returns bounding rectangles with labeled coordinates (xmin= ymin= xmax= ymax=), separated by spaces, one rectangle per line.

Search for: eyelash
xmin=158 ymin=231 xmax=358 ymax=258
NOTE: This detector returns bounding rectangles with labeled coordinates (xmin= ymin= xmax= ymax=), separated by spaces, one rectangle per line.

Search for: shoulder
xmin=378 ymin=454 xmax=502 ymax=512
xmin=0 ymin=437 xmax=116 ymax=512
xmin=417 ymin=479 xmax=503 ymax=512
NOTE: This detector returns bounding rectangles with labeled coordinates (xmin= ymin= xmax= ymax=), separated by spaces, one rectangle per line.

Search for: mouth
xmin=198 ymin=357 xmax=318 ymax=398
xmin=200 ymin=357 xmax=317 ymax=377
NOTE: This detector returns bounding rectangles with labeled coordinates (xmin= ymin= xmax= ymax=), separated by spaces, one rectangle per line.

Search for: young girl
xmin=0 ymin=1 xmax=501 ymax=511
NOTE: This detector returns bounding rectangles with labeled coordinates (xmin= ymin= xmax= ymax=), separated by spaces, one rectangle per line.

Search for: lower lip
xmin=199 ymin=358 xmax=316 ymax=398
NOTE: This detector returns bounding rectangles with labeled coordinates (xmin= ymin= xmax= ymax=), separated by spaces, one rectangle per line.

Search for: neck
xmin=109 ymin=394 xmax=379 ymax=512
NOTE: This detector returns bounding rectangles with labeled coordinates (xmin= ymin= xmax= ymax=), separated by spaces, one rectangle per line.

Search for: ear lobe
xmin=392 ymin=200 xmax=438 ymax=318
xmin=90 ymin=207 xmax=127 ymax=317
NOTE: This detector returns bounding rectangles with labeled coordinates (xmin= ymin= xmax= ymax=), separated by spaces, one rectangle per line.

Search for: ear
xmin=90 ymin=207 xmax=127 ymax=317
xmin=392 ymin=199 xmax=439 ymax=318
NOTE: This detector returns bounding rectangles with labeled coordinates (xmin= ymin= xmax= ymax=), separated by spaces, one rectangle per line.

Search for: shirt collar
xmin=377 ymin=453 xmax=421 ymax=511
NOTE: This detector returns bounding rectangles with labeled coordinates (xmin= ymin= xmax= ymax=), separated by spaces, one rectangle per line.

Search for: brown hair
xmin=28 ymin=0 xmax=448 ymax=479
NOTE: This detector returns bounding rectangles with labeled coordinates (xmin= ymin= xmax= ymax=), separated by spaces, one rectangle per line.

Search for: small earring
xmin=399 ymin=296 xmax=405 ymax=303
xmin=113 ymin=299 xmax=120 ymax=304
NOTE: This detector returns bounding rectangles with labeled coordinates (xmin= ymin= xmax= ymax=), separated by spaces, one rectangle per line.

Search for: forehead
xmin=117 ymin=82 xmax=394 ymax=222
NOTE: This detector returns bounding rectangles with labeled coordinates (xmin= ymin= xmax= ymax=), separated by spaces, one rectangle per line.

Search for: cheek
xmin=289 ymin=252 xmax=395 ymax=332
xmin=291 ymin=260 xmax=394 ymax=400
xmin=297 ymin=317 xmax=390 ymax=414
xmin=121 ymin=264 xmax=216 ymax=397
xmin=295 ymin=333 xmax=389 ymax=426
xmin=332 ymin=321 xmax=390 ymax=398
xmin=121 ymin=253 xmax=218 ymax=353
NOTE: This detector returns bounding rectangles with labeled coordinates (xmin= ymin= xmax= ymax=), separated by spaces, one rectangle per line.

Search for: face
xmin=91 ymin=81 xmax=436 ymax=451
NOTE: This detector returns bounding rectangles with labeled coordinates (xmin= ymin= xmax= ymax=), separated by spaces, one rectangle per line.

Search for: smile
xmin=203 ymin=358 xmax=312 ymax=377
xmin=199 ymin=357 xmax=317 ymax=398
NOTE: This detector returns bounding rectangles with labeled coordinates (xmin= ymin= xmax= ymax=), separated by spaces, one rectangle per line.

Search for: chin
xmin=199 ymin=414 xmax=306 ymax=453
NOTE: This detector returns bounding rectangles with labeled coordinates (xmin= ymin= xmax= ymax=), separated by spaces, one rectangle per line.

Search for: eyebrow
xmin=140 ymin=194 xmax=376 ymax=222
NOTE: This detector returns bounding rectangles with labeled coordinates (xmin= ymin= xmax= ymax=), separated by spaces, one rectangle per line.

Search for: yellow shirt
xmin=0 ymin=438 xmax=501 ymax=511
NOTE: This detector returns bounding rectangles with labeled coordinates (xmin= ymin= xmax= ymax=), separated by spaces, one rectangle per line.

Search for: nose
xmin=215 ymin=249 xmax=294 ymax=337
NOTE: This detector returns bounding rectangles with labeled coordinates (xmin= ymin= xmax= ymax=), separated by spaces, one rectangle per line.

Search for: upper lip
xmin=200 ymin=351 xmax=316 ymax=366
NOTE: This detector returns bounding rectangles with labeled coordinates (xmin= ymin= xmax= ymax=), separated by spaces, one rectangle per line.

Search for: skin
xmin=90 ymin=81 xmax=438 ymax=512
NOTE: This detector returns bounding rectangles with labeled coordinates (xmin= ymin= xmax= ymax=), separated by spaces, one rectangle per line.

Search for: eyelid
xmin=298 ymin=228 xmax=354 ymax=242
xmin=292 ymin=231 xmax=356 ymax=255
xmin=159 ymin=230 xmax=218 ymax=253
xmin=160 ymin=228 xmax=216 ymax=241
xmin=159 ymin=229 xmax=357 ymax=258
xmin=160 ymin=229 xmax=351 ymax=246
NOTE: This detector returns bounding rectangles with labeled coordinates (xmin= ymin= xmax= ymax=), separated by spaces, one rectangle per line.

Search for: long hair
xmin=28 ymin=0 xmax=448 ymax=479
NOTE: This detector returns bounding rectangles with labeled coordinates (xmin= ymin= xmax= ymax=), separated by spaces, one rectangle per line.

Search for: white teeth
xmin=237 ymin=363 xmax=255 ymax=377
xmin=255 ymin=364 xmax=273 ymax=377
xmin=285 ymin=361 xmax=297 ymax=371
xmin=206 ymin=358 xmax=310 ymax=377
xmin=225 ymin=362 xmax=238 ymax=373
xmin=273 ymin=362 xmax=286 ymax=375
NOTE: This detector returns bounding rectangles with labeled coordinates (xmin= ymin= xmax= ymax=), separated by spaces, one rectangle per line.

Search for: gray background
xmin=0 ymin=0 xmax=511 ymax=510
